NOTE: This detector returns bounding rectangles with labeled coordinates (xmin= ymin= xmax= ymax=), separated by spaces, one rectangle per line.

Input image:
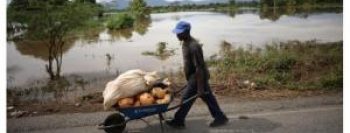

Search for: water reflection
xmin=7 ymin=77 xmax=70 ymax=103
xmin=105 ymin=53 xmax=114 ymax=72
xmin=134 ymin=16 xmax=152 ymax=35
xmin=13 ymin=40 xmax=75 ymax=80
xmin=7 ymin=7 xmax=343 ymax=88
xmin=108 ymin=28 xmax=134 ymax=40
xmin=106 ymin=14 xmax=152 ymax=40
xmin=7 ymin=72 xmax=118 ymax=103
xmin=259 ymin=7 xmax=342 ymax=21
xmin=212 ymin=7 xmax=342 ymax=21
xmin=142 ymin=42 xmax=176 ymax=61
xmin=7 ymin=65 xmax=21 ymax=84
xmin=13 ymin=40 xmax=74 ymax=61
xmin=79 ymin=27 xmax=105 ymax=43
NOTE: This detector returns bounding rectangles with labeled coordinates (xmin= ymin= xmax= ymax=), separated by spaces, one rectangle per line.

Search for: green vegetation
xmin=151 ymin=2 xmax=241 ymax=13
xmin=258 ymin=0 xmax=343 ymax=22
xmin=260 ymin=0 xmax=343 ymax=8
xmin=106 ymin=13 xmax=135 ymax=30
xmin=105 ymin=14 xmax=151 ymax=37
xmin=259 ymin=6 xmax=342 ymax=21
xmin=142 ymin=42 xmax=176 ymax=60
xmin=106 ymin=0 xmax=150 ymax=31
xmin=129 ymin=0 xmax=150 ymax=17
xmin=149 ymin=0 xmax=341 ymax=13
xmin=7 ymin=0 xmax=101 ymax=80
xmin=207 ymin=40 xmax=342 ymax=91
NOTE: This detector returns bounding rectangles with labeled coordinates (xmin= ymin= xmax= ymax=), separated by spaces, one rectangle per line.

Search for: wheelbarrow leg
xmin=158 ymin=113 xmax=165 ymax=132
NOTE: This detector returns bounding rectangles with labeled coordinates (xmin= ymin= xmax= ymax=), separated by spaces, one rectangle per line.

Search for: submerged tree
xmin=8 ymin=0 xmax=100 ymax=80
xmin=129 ymin=0 xmax=150 ymax=17
xmin=142 ymin=42 xmax=176 ymax=61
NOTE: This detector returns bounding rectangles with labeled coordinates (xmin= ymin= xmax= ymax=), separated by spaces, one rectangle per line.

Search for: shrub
xmin=106 ymin=13 xmax=134 ymax=30
xmin=207 ymin=41 xmax=343 ymax=91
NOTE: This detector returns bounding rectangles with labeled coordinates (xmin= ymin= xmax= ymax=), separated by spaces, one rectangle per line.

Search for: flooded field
xmin=7 ymin=8 xmax=343 ymax=102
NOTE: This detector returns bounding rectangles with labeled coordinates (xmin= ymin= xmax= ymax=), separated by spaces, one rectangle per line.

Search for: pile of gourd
xmin=117 ymin=87 xmax=171 ymax=108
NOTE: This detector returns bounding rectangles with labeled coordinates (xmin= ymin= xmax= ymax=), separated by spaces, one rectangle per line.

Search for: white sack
xmin=103 ymin=69 xmax=161 ymax=110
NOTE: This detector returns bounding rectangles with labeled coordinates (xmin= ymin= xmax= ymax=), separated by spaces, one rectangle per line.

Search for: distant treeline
xmin=148 ymin=0 xmax=342 ymax=13
xmin=260 ymin=0 xmax=343 ymax=7
xmin=145 ymin=1 xmax=259 ymax=13
xmin=259 ymin=6 xmax=342 ymax=21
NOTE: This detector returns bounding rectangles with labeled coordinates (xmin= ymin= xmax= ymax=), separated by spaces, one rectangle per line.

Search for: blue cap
xmin=172 ymin=21 xmax=191 ymax=34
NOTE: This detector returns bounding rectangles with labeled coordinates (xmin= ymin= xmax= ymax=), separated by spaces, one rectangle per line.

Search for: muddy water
xmin=7 ymin=8 xmax=343 ymax=102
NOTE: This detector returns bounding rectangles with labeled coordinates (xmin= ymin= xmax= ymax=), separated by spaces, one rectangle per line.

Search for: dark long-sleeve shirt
xmin=182 ymin=38 xmax=210 ymax=83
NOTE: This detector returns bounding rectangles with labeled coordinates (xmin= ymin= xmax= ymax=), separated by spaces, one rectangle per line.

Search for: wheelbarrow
xmin=97 ymin=84 xmax=201 ymax=133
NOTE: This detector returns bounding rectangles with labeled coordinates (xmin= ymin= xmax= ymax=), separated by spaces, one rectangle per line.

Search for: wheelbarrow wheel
xmin=103 ymin=113 xmax=126 ymax=133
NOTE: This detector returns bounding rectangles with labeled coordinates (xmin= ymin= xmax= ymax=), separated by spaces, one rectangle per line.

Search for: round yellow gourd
xmin=151 ymin=87 xmax=167 ymax=99
xmin=156 ymin=94 xmax=171 ymax=104
xmin=139 ymin=92 xmax=155 ymax=106
xmin=118 ymin=97 xmax=134 ymax=108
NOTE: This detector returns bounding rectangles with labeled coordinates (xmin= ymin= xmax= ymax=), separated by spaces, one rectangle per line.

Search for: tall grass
xmin=207 ymin=40 xmax=343 ymax=91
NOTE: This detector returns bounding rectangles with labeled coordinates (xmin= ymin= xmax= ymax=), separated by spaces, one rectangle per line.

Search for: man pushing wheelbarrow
xmin=166 ymin=21 xmax=229 ymax=128
xmin=99 ymin=21 xmax=228 ymax=133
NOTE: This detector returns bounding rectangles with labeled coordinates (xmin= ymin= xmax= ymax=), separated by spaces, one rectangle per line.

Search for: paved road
xmin=8 ymin=95 xmax=343 ymax=133
xmin=26 ymin=106 xmax=342 ymax=133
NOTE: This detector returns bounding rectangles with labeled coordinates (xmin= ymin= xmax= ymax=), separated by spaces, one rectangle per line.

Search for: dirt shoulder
xmin=7 ymin=88 xmax=342 ymax=118
xmin=7 ymin=91 xmax=342 ymax=133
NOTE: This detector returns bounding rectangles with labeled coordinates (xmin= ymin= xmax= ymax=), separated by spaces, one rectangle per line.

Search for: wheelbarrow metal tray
xmin=117 ymin=103 xmax=170 ymax=120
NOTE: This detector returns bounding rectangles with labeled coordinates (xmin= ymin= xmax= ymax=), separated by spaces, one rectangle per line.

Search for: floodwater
xmin=7 ymin=8 xmax=343 ymax=93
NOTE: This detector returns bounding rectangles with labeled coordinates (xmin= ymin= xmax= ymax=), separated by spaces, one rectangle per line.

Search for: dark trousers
xmin=173 ymin=77 xmax=227 ymax=123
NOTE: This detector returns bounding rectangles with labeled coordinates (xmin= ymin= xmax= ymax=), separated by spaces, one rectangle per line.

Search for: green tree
xmin=76 ymin=0 xmax=96 ymax=4
xmin=8 ymin=1 xmax=99 ymax=80
xmin=286 ymin=0 xmax=297 ymax=7
xmin=129 ymin=0 xmax=149 ymax=17
xmin=229 ymin=0 xmax=236 ymax=6
xmin=260 ymin=0 xmax=275 ymax=7
xmin=106 ymin=13 xmax=134 ymax=30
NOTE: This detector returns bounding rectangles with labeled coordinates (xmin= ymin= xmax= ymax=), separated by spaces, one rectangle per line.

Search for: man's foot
xmin=209 ymin=117 xmax=229 ymax=127
xmin=165 ymin=119 xmax=185 ymax=129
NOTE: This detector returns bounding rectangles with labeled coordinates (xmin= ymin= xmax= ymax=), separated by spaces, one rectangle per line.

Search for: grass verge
xmin=206 ymin=40 xmax=342 ymax=92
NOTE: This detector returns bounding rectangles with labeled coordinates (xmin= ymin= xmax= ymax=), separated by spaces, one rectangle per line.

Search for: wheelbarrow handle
xmin=167 ymin=94 xmax=198 ymax=111
xmin=172 ymin=85 xmax=210 ymax=95
xmin=173 ymin=85 xmax=187 ymax=95
xmin=167 ymin=90 xmax=209 ymax=111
